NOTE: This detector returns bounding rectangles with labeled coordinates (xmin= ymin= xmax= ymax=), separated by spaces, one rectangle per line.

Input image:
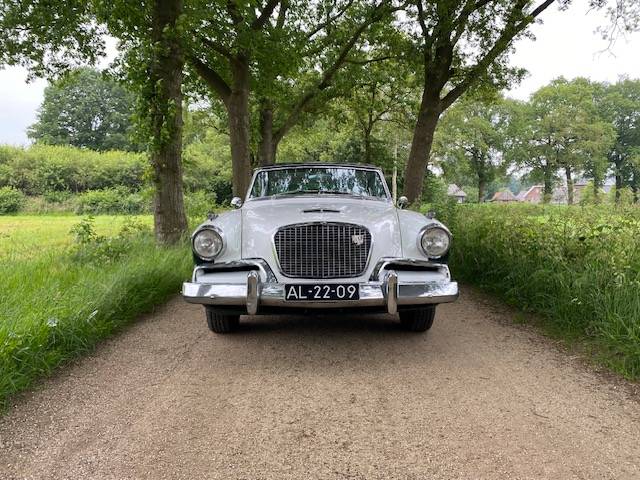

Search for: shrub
xmin=184 ymin=190 xmax=218 ymax=220
xmin=0 ymin=145 xmax=147 ymax=195
xmin=0 ymin=187 xmax=25 ymax=214
xmin=446 ymin=203 xmax=640 ymax=378
xmin=76 ymin=188 xmax=150 ymax=215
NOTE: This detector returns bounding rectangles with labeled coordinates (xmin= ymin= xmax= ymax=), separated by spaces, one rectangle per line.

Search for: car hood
xmin=241 ymin=196 xmax=402 ymax=279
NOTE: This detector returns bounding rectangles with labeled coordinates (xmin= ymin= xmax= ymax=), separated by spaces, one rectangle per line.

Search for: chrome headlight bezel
xmin=192 ymin=226 xmax=225 ymax=261
xmin=417 ymin=224 xmax=452 ymax=259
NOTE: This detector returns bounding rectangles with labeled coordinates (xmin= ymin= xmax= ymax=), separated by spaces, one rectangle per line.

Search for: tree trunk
xmin=543 ymin=163 xmax=553 ymax=204
xmin=403 ymin=88 xmax=441 ymax=204
xmin=363 ymin=126 xmax=372 ymax=165
xmin=228 ymin=58 xmax=253 ymax=197
xmin=614 ymin=154 xmax=623 ymax=204
xmin=565 ymin=165 xmax=574 ymax=205
xmin=258 ymin=103 xmax=276 ymax=166
xmin=478 ymin=177 xmax=486 ymax=204
xmin=149 ymin=0 xmax=188 ymax=244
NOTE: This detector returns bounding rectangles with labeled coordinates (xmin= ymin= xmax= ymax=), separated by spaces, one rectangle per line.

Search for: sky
xmin=1 ymin=0 xmax=640 ymax=146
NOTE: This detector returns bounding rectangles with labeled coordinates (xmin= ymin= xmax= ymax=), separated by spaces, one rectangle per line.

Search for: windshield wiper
xmin=275 ymin=189 xmax=320 ymax=196
xmin=319 ymin=190 xmax=353 ymax=195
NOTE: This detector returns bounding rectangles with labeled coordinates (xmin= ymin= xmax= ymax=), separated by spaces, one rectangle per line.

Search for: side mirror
xmin=397 ymin=196 xmax=408 ymax=209
xmin=231 ymin=197 xmax=243 ymax=209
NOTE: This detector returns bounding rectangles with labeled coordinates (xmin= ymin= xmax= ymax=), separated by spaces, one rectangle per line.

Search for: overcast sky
xmin=1 ymin=0 xmax=639 ymax=146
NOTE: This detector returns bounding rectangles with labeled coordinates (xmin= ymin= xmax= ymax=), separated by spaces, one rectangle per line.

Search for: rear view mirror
xmin=231 ymin=197 xmax=243 ymax=209
xmin=397 ymin=196 xmax=408 ymax=209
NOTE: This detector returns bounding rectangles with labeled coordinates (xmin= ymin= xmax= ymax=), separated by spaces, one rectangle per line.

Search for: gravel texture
xmin=1 ymin=286 xmax=639 ymax=479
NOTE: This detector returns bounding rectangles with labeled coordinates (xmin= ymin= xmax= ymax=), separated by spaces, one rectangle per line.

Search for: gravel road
xmin=1 ymin=287 xmax=640 ymax=479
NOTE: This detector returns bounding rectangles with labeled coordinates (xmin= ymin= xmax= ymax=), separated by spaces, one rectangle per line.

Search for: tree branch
xmin=344 ymin=55 xmax=396 ymax=65
xmin=274 ymin=2 xmax=391 ymax=142
xmin=306 ymin=0 xmax=356 ymax=39
xmin=252 ymin=0 xmax=281 ymax=30
xmin=452 ymin=0 xmax=495 ymax=45
xmin=226 ymin=1 xmax=243 ymax=25
xmin=187 ymin=55 xmax=232 ymax=106
xmin=198 ymin=35 xmax=233 ymax=60
xmin=415 ymin=0 xmax=430 ymax=38
xmin=275 ymin=0 xmax=289 ymax=29
xmin=441 ymin=0 xmax=556 ymax=110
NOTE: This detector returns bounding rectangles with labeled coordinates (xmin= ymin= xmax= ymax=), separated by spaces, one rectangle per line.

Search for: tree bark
xmin=228 ymin=57 xmax=253 ymax=197
xmin=363 ymin=125 xmax=373 ymax=165
xmin=403 ymin=88 xmax=441 ymax=204
xmin=149 ymin=0 xmax=188 ymax=244
xmin=477 ymin=173 xmax=486 ymax=203
xmin=258 ymin=103 xmax=276 ymax=166
xmin=543 ymin=163 xmax=553 ymax=204
xmin=614 ymin=154 xmax=623 ymax=204
xmin=565 ymin=165 xmax=574 ymax=205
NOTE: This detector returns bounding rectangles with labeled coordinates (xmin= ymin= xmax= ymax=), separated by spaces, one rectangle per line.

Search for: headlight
xmin=419 ymin=225 xmax=451 ymax=258
xmin=192 ymin=227 xmax=224 ymax=260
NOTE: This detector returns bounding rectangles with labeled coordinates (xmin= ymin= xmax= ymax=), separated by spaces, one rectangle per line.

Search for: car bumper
xmin=182 ymin=259 xmax=459 ymax=315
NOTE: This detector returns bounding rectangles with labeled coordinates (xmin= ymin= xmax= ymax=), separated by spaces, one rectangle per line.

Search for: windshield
xmin=249 ymin=167 xmax=389 ymax=200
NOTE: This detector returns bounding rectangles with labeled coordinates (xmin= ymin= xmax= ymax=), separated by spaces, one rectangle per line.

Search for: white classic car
xmin=182 ymin=163 xmax=458 ymax=333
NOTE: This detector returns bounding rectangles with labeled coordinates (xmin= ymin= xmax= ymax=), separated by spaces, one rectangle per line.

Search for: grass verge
xmin=443 ymin=203 xmax=640 ymax=379
xmin=0 ymin=218 xmax=191 ymax=410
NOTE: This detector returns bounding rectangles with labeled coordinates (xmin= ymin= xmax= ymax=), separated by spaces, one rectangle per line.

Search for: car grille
xmin=274 ymin=222 xmax=372 ymax=279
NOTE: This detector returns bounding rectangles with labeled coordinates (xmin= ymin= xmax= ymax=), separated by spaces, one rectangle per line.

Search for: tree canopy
xmin=29 ymin=68 xmax=139 ymax=151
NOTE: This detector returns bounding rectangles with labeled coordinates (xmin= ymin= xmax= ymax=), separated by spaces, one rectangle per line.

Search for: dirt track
xmin=1 ymin=287 xmax=640 ymax=479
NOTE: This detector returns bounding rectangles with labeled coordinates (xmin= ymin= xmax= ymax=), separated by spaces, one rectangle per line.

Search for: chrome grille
xmin=274 ymin=222 xmax=372 ymax=279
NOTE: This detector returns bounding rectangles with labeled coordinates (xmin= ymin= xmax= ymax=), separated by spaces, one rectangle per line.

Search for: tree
xmin=599 ymin=79 xmax=640 ymax=203
xmin=397 ymin=0 xmax=563 ymax=204
xmin=507 ymin=79 xmax=615 ymax=204
xmin=185 ymin=0 xmax=396 ymax=195
xmin=338 ymin=55 xmax=417 ymax=165
xmin=28 ymin=68 xmax=139 ymax=151
xmin=528 ymin=78 xmax=614 ymax=204
xmin=1 ymin=0 xmax=189 ymax=243
xmin=434 ymin=95 xmax=512 ymax=202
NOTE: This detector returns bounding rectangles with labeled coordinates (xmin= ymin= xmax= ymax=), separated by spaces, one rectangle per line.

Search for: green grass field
xmin=0 ymin=214 xmax=191 ymax=410
xmin=0 ymin=215 xmax=152 ymax=258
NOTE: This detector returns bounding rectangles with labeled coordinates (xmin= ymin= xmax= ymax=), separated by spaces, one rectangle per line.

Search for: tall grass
xmin=444 ymin=203 xmax=640 ymax=378
xmin=0 ymin=218 xmax=191 ymax=409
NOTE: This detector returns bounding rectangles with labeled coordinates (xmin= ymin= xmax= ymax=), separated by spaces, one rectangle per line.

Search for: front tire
xmin=399 ymin=306 xmax=436 ymax=332
xmin=205 ymin=307 xmax=240 ymax=334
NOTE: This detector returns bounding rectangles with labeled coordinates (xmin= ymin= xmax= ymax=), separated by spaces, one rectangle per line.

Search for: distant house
xmin=490 ymin=190 xmax=518 ymax=202
xmin=552 ymin=182 xmax=604 ymax=204
xmin=447 ymin=184 xmax=467 ymax=203
xmin=517 ymin=185 xmax=544 ymax=203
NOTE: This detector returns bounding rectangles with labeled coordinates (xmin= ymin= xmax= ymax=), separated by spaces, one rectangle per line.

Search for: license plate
xmin=284 ymin=283 xmax=359 ymax=301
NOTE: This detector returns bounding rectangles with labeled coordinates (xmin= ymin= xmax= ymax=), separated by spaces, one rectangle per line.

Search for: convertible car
xmin=182 ymin=163 xmax=458 ymax=333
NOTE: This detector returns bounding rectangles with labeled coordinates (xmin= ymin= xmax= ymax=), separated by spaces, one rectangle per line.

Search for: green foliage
xmin=608 ymin=186 xmax=636 ymax=205
xmin=0 ymin=186 xmax=25 ymax=214
xmin=0 ymin=144 xmax=146 ymax=195
xmin=69 ymin=216 xmax=149 ymax=263
xmin=75 ymin=188 xmax=149 ymax=215
xmin=578 ymin=181 xmax=603 ymax=206
xmin=421 ymin=172 xmax=447 ymax=204
xmin=434 ymin=95 xmax=511 ymax=201
xmin=29 ymin=68 xmax=139 ymax=151
xmin=0 ymin=142 xmax=232 ymax=208
xmin=184 ymin=190 xmax=219 ymax=220
xmin=508 ymin=78 xmax=616 ymax=201
xmin=0 ymin=217 xmax=191 ymax=409
xmin=447 ymin=203 xmax=640 ymax=378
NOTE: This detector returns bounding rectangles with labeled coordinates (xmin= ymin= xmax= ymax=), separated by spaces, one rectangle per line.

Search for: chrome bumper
xmin=182 ymin=263 xmax=458 ymax=314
